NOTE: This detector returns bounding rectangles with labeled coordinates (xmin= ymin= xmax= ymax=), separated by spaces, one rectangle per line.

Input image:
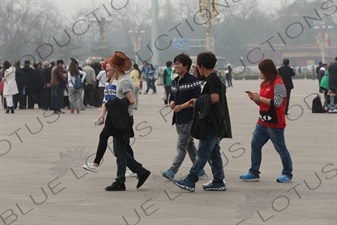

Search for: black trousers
xmin=164 ymin=86 xmax=171 ymax=105
xmin=93 ymin=122 xmax=134 ymax=165
xmin=44 ymin=88 xmax=51 ymax=110
xmin=83 ymin=84 xmax=95 ymax=106
xmin=13 ymin=87 xmax=24 ymax=109
xmin=23 ymin=88 xmax=34 ymax=109
xmin=285 ymin=89 xmax=291 ymax=114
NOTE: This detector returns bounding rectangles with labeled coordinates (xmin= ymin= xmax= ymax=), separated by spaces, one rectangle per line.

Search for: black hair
xmin=133 ymin=64 xmax=142 ymax=78
xmin=283 ymin=59 xmax=290 ymax=66
xmin=57 ymin=60 xmax=64 ymax=65
xmin=319 ymin=62 xmax=322 ymax=65
xmin=166 ymin=61 xmax=172 ymax=67
xmin=33 ymin=63 xmax=39 ymax=69
xmin=173 ymin=53 xmax=192 ymax=71
xmin=196 ymin=51 xmax=217 ymax=69
xmin=335 ymin=57 xmax=337 ymax=61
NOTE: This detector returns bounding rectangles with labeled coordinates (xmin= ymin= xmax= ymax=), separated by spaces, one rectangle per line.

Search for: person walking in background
xmin=130 ymin=64 xmax=141 ymax=110
xmin=239 ymin=59 xmax=293 ymax=183
xmin=13 ymin=61 xmax=25 ymax=109
xmin=162 ymin=53 xmax=205 ymax=181
xmin=226 ymin=64 xmax=233 ymax=87
xmin=33 ymin=62 xmax=43 ymax=109
xmin=162 ymin=61 xmax=173 ymax=107
xmin=82 ymin=59 xmax=96 ymax=108
xmin=39 ymin=61 xmax=49 ymax=110
xmin=147 ymin=64 xmax=157 ymax=94
xmin=328 ymin=57 xmax=337 ymax=92
xmin=43 ymin=60 xmax=55 ymax=110
xmin=141 ymin=61 xmax=150 ymax=94
xmin=22 ymin=60 xmax=35 ymax=109
xmin=278 ymin=59 xmax=295 ymax=115
xmin=316 ymin=62 xmax=323 ymax=93
xmin=96 ymin=61 xmax=107 ymax=106
xmin=2 ymin=61 xmax=18 ymax=114
xmin=50 ymin=60 xmax=65 ymax=114
xmin=67 ymin=59 xmax=86 ymax=114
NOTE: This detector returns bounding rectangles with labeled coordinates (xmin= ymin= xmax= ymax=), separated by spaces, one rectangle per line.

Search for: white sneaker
xmin=125 ymin=170 xmax=137 ymax=177
xmin=83 ymin=163 xmax=99 ymax=173
xmin=202 ymin=178 xmax=226 ymax=188
xmin=333 ymin=109 xmax=337 ymax=113
xmin=328 ymin=109 xmax=333 ymax=113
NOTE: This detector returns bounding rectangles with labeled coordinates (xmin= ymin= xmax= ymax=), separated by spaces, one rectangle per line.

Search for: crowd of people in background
xmin=0 ymin=59 xmax=119 ymax=114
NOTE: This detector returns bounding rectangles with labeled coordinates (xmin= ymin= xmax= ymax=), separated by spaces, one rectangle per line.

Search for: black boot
xmin=10 ymin=107 xmax=14 ymax=114
xmin=5 ymin=107 xmax=10 ymax=113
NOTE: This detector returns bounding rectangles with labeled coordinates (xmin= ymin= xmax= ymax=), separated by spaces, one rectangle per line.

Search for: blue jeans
xmin=113 ymin=116 xmax=147 ymax=184
xmin=186 ymin=126 xmax=224 ymax=184
xmin=51 ymin=86 xmax=60 ymax=112
xmin=249 ymin=123 xmax=293 ymax=178
xmin=145 ymin=76 xmax=156 ymax=93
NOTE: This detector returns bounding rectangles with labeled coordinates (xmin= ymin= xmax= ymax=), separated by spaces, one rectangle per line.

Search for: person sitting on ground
xmin=323 ymin=88 xmax=337 ymax=113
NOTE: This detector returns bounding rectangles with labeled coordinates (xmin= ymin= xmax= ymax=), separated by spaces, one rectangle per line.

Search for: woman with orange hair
xmin=239 ymin=59 xmax=293 ymax=183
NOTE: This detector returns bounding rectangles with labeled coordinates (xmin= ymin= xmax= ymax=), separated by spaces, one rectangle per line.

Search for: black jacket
xmin=105 ymin=97 xmax=134 ymax=143
xmin=15 ymin=66 xmax=25 ymax=88
xmin=190 ymin=94 xmax=211 ymax=139
xmin=278 ymin=66 xmax=295 ymax=90
xmin=22 ymin=66 xmax=35 ymax=88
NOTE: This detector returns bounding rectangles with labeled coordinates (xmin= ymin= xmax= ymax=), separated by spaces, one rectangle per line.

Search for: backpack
xmin=71 ymin=75 xmax=83 ymax=90
xmin=312 ymin=94 xmax=325 ymax=113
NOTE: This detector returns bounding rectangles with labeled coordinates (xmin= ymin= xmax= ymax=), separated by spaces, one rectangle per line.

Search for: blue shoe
xmin=162 ymin=169 xmax=174 ymax=180
xmin=173 ymin=179 xmax=195 ymax=192
xmin=239 ymin=172 xmax=260 ymax=182
xmin=276 ymin=174 xmax=292 ymax=183
xmin=203 ymin=182 xmax=226 ymax=191
xmin=199 ymin=170 xmax=207 ymax=178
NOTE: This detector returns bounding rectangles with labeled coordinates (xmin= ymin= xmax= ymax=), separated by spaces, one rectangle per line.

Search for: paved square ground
xmin=1 ymin=79 xmax=336 ymax=225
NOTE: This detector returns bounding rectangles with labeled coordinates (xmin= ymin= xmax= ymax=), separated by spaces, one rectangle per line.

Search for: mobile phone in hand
xmin=245 ymin=90 xmax=253 ymax=94
xmin=94 ymin=118 xmax=103 ymax=126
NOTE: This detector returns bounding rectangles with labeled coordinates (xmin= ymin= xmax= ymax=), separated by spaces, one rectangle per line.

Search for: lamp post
xmin=128 ymin=27 xmax=145 ymax=65
xmin=314 ymin=21 xmax=333 ymax=63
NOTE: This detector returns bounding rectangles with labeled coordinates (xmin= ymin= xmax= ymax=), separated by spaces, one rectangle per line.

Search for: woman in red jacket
xmin=239 ymin=59 xmax=293 ymax=183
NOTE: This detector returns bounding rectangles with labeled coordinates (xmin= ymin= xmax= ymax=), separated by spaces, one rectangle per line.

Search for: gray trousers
xmin=68 ymin=87 xmax=81 ymax=109
xmin=170 ymin=121 xmax=197 ymax=173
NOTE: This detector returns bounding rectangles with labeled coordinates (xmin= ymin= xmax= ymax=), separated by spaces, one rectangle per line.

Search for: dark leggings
xmin=93 ymin=126 xmax=134 ymax=165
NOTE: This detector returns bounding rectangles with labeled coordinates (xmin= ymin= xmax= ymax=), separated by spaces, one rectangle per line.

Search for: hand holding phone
xmin=245 ymin=90 xmax=253 ymax=94
xmin=94 ymin=117 xmax=104 ymax=126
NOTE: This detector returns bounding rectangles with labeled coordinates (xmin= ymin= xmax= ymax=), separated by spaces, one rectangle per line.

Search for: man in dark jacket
xmin=316 ymin=62 xmax=323 ymax=93
xmin=43 ymin=60 xmax=55 ymax=110
xmin=33 ymin=62 xmax=43 ymax=109
xmin=22 ymin=60 xmax=35 ymax=109
xmin=13 ymin=61 xmax=25 ymax=109
xmin=328 ymin=57 xmax=337 ymax=91
xmin=278 ymin=59 xmax=295 ymax=115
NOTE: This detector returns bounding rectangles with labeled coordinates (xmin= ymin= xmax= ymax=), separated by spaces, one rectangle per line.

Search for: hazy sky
xmin=60 ymin=0 xmax=297 ymax=18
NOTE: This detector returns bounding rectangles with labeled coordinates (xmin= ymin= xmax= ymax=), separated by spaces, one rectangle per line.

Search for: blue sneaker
xmin=199 ymin=170 xmax=207 ymax=178
xmin=162 ymin=169 xmax=174 ymax=180
xmin=239 ymin=172 xmax=260 ymax=182
xmin=173 ymin=179 xmax=195 ymax=192
xmin=276 ymin=174 xmax=292 ymax=183
xmin=203 ymin=182 xmax=226 ymax=191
